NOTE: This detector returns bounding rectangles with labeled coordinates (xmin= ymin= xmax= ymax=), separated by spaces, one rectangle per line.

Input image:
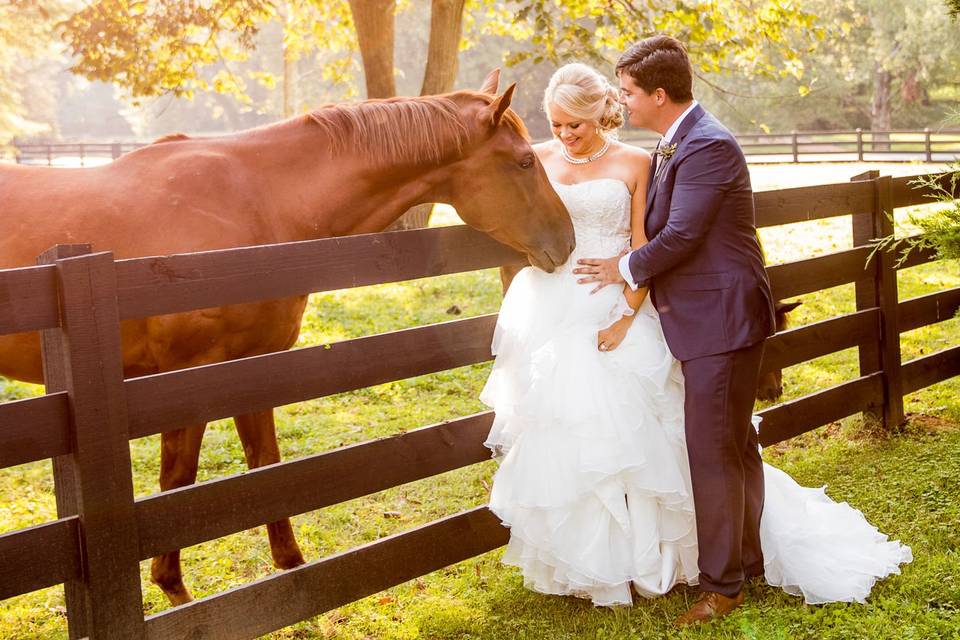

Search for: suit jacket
xmin=628 ymin=104 xmax=776 ymax=361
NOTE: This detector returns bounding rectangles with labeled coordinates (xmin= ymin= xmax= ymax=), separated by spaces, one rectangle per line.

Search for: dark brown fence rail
xmin=14 ymin=129 xmax=960 ymax=167
xmin=0 ymin=172 xmax=957 ymax=639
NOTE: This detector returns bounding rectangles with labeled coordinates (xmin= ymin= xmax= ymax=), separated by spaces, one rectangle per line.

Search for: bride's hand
xmin=597 ymin=317 xmax=630 ymax=352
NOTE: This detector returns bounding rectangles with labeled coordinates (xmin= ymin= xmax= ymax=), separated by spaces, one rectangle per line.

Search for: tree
xmin=61 ymin=0 xmax=826 ymax=122
xmin=348 ymin=0 xmax=396 ymax=98
xmin=872 ymin=108 xmax=960 ymax=278
xmin=814 ymin=0 xmax=960 ymax=132
xmin=0 ymin=0 xmax=65 ymax=146
xmin=421 ymin=0 xmax=466 ymax=95
xmin=60 ymin=0 xmax=466 ymax=108
xmin=500 ymin=0 xmax=823 ymax=86
xmin=61 ymin=1 xmax=278 ymax=104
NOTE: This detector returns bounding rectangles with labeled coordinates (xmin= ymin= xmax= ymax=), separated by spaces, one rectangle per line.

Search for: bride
xmin=480 ymin=62 xmax=912 ymax=614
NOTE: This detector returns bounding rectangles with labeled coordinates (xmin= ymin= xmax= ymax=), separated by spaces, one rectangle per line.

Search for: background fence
xmin=621 ymin=129 xmax=960 ymax=163
xmin=0 ymin=172 xmax=958 ymax=639
xmin=12 ymin=141 xmax=145 ymax=166
xmin=12 ymin=129 xmax=960 ymax=166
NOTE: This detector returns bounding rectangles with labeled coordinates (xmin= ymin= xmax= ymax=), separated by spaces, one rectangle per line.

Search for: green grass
xmin=1 ymin=163 xmax=959 ymax=639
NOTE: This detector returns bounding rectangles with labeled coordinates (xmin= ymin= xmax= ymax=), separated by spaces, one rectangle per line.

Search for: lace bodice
xmin=551 ymin=178 xmax=632 ymax=269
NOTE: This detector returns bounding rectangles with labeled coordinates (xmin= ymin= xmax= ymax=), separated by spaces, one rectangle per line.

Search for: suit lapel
xmin=647 ymin=152 xmax=659 ymax=192
xmin=643 ymin=104 xmax=708 ymax=228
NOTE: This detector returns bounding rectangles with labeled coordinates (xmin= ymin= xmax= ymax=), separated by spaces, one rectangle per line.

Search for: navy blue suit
xmin=627 ymin=104 xmax=775 ymax=597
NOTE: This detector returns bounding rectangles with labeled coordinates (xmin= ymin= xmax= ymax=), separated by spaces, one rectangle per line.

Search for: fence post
xmin=791 ymin=131 xmax=799 ymax=162
xmin=924 ymin=127 xmax=932 ymax=162
xmin=856 ymin=128 xmax=864 ymax=161
xmin=849 ymin=172 xmax=904 ymax=430
xmin=38 ymin=244 xmax=92 ymax=639
xmin=38 ymin=246 xmax=146 ymax=639
xmin=874 ymin=174 xmax=905 ymax=428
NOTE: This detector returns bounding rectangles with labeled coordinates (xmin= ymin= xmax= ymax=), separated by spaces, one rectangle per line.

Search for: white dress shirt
xmin=618 ymin=100 xmax=700 ymax=290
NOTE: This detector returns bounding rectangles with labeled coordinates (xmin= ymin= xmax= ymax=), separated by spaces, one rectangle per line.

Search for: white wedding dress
xmin=480 ymin=177 xmax=912 ymax=607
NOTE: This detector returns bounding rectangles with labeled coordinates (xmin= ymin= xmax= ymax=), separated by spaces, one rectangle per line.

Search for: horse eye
xmin=519 ymin=155 xmax=534 ymax=169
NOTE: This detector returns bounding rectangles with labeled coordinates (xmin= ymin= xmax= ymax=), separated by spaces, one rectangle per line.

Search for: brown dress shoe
xmin=674 ymin=590 xmax=744 ymax=627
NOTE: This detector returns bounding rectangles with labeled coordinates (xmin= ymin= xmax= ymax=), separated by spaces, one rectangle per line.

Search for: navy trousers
xmin=681 ymin=339 xmax=766 ymax=597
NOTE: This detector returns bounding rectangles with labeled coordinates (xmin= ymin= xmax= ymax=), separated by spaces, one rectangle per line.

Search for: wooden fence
xmin=0 ymin=173 xmax=958 ymax=639
xmin=13 ymin=129 xmax=960 ymax=166
xmin=621 ymin=129 xmax=960 ymax=163
xmin=12 ymin=141 xmax=145 ymax=166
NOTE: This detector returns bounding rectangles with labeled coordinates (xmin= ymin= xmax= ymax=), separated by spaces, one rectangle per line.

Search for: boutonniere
xmin=656 ymin=142 xmax=678 ymax=160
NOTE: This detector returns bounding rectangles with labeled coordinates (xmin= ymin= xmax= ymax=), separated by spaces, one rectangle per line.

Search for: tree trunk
xmin=391 ymin=0 xmax=467 ymax=231
xmin=420 ymin=0 xmax=466 ymax=96
xmin=347 ymin=0 xmax=396 ymax=99
xmin=282 ymin=40 xmax=296 ymax=117
xmin=871 ymin=62 xmax=892 ymax=152
xmin=279 ymin=2 xmax=296 ymax=117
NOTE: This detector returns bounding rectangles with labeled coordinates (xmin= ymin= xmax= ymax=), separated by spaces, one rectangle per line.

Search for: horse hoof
xmin=273 ymin=548 xmax=306 ymax=570
xmin=159 ymin=582 xmax=194 ymax=606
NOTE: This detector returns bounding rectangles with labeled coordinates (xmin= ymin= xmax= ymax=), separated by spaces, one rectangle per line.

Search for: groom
xmin=574 ymin=35 xmax=776 ymax=625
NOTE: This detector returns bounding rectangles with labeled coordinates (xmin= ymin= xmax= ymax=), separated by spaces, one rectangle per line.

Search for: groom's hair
xmin=616 ymin=36 xmax=694 ymax=103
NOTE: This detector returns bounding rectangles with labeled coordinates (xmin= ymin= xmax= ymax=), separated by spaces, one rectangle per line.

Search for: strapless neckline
xmin=550 ymin=177 xmax=632 ymax=194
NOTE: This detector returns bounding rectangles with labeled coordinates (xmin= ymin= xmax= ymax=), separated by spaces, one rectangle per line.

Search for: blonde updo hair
xmin=543 ymin=63 xmax=625 ymax=136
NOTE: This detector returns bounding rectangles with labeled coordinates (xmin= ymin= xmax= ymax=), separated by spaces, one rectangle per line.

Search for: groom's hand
xmin=574 ymin=250 xmax=628 ymax=294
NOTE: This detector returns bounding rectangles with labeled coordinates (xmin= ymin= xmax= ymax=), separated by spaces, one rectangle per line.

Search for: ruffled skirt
xmin=481 ymin=265 xmax=912 ymax=607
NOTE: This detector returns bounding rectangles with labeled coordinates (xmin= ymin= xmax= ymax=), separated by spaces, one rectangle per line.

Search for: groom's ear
xmin=479 ymin=83 xmax=516 ymax=128
xmin=479 ymin=68 xmax=501 ymax=95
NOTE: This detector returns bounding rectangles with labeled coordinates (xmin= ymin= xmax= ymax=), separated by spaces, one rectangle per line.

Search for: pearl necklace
xmin=560 ymin=137 xmax=611 ymax=164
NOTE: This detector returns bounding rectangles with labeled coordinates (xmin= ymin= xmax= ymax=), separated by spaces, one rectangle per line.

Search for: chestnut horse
xmin=0 ymin=70 xmax=574 ymax=605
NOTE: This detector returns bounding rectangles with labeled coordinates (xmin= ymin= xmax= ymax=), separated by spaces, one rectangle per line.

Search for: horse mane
xmin=306 ymin=91 xmax=529 ymax=166
xmin=151 ymin=133 xmax=191 ymax=145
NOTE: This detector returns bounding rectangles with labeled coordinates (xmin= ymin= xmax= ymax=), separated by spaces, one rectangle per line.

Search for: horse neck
xmin=238 ymin=117 xmax=458 ymax=241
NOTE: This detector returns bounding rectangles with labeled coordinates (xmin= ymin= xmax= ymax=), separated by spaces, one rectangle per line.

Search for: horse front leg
xmin=499 ymin=263 xmax=526 ymax=295
xmin=233 ymin=409 xmax=306 ymax=570
xmin=150 ymin=423 xmax=207 ymax=605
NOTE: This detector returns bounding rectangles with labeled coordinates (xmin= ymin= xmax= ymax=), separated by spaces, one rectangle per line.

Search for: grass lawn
xmin=1 ymin=163 xmax=958 ymax=639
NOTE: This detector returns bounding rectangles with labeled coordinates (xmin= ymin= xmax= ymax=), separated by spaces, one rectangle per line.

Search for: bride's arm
xmin=597 ymin=150 xmax=651 ymax=351
xmin=621 ymin=151 xmax=652 ymax=317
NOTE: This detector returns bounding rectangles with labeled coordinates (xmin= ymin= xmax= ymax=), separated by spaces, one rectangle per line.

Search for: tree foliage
xmin=873 ymin=108 xmax=960 ymax=277
xmin=501 ymin=0 xmax=824 ymax=85
xmin=798 ymin=0 xmax=960 ymax=129
xmin=0 ymin=0 xmax=65 ymax=144
xmin=60 ymin=0 xmax=824 ymax=106
xmin=62 ymin=0 xmax=289 ymax=104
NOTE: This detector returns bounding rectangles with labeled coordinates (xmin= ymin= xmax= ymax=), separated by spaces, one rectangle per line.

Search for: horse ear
xmin=480 ymin=83 xmax=516 ymax=128
xmin=775 ymin=300 xmax=802 ymax=314
xmin=479 ymin=68 xmax=501 ymax=94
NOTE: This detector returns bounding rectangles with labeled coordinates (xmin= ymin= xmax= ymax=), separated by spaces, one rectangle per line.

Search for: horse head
xmin=757 ymin=299 xmax=803 ymax=402
xmin=444 ymin=70 xmax=575 ymax=273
